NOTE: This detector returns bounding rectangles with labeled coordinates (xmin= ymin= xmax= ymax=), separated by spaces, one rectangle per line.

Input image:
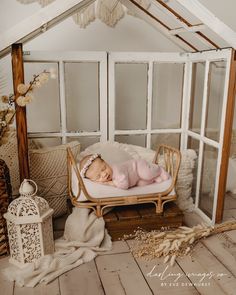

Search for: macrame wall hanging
xmin=17 ymin=0 xmax=151 ymax=28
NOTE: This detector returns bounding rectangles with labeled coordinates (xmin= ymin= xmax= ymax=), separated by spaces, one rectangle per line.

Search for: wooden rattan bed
xmin=67 ymin=144 xmax=181 ymax=217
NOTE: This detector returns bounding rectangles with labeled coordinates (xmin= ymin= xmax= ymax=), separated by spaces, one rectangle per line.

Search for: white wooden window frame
xmin=183 ymin=49 xmax=232 ymax=225
xmin=108 ymin=52 xmax=187 ymax=149
xmin=109 ymin=49 xmax=232 ymax=225
xmin=24 ymin=49 xmax=232 ymax=225
xmin=23 ymin=51 xmax=108 ymax=144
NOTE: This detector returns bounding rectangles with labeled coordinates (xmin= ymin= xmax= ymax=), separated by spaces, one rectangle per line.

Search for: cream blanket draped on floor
xmin=3 ymin=208 xmax=112 ymax=287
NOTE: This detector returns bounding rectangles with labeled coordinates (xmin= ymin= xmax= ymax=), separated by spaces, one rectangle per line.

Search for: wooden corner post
xmin=11 ymin=43 xmax=30 ymax=182
xmin=216 ymin=49 xmax=236 ymax=223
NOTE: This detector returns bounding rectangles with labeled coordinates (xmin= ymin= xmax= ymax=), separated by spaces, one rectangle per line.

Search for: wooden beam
xmin=121 ymin=0 xmax=197 ymax=51
xmin=169 ymin=24 xmax=206 ymax=35
xmin=11 ymin=43 xmax=30 ymax=182
xmin=0 ymin=0 xmax=95 ymax=58
xmin=154 ymin=0 xmax=219 ymax=49
xmin=216 ymin=49 xmax=236 ymax=223
xmin=175 ymin=0 xmax=236 ymax=49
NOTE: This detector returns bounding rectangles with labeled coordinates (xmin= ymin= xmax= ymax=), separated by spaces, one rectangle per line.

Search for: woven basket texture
xmin=0 ymin=159 xmax=12 ymax=257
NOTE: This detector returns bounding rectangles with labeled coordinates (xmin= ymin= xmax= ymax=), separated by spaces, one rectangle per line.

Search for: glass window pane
xmin=115 ymin=135 xmax=146 ymax=147
xmin=28 ymin=137 xmax=62 ymax=148
xmin=65 ymin=62 xmax=99 ymax=132
xmin=115 ymin=63 xmax=148 ymax=130
xmin=67 ymin=136 xmax=100 ymax=151
xmin=152 ymin=63 xmax=184 ymax=129
xmin=205 ymin=61 xmax=226 ymax=142
xmin=187 ymin=137 xmax=200 ymax=203
xmin=24 ymin=62 xmax=60 ymax=132
xmin=189 ymin=62 xmax=205 ymax=134
xmin=151 ymin=133 xmax=180 ymax=150
xmin=199 ymin=144 xmax=218 ymax=219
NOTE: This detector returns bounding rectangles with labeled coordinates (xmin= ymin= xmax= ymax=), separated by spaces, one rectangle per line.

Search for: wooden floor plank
xmin=223 ymin=194 xmax=236 ymax=209
xmin=177 ymin=242 xmax=235 ymax=295
xmin=14 ymin=278 xmax=60 ymax=295
xmin=95 ymin=252 xmax=153 ymax=295
xmin=0 ymin=256 xmax=14 ymax=295
xmin=202 ymin=233 xmax=236 ymax=276
xmin=222 ymin=209 xmax=236 ymax=222
xmin=126 ymin=239 xmax=199 ymax=295
xmin=59 ymin=260 xmax=104 ymax=295
xmin=98 ymin=241 xmax=130 ymax=256
xmin=224 ymin=229 xmax=236 ymax=242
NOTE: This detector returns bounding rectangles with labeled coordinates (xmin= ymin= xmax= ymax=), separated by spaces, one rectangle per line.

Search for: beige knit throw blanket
xmin=3 ymin=208 xmax=112 ymax=287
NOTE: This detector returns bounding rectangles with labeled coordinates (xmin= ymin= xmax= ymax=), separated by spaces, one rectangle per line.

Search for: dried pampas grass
xmin=124 ymin=220 xmax=236 ymax=266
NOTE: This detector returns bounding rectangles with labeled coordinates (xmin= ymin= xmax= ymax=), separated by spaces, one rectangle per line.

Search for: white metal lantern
xmin=4 ymin=179 xmax=54 ymax=268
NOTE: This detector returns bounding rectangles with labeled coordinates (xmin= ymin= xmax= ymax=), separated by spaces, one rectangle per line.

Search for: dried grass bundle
xmin=124 ymin=220 xmax=236 ymax=266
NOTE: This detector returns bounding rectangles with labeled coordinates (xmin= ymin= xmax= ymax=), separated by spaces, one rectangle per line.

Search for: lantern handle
xmin=19 ymin=179 xmax=38 ymax=197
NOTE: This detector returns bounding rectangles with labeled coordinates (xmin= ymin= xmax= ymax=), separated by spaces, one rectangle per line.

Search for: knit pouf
xmin=0 ymin=159 xmax=12 ymax=257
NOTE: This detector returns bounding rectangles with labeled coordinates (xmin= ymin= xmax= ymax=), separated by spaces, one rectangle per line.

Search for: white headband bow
xmin=81 ymin=153 xmax=101 ymax=178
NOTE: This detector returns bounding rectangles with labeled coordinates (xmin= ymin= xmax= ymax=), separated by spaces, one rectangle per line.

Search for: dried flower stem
xmin=22 ymin=71 xmax=49 ymax=96
xmin=0 ymin=69 xmax=52 ymax=145
xmin=0 ymin=109 xmax=16 ymax=138
xmin=126 ymin=220 xmax=236 ymax=266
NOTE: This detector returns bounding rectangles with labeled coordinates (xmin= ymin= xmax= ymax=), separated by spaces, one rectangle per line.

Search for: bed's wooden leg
xmin=156 ymin=198 xmax=163 ymax=214
xmin=96 ymin=205 xmax=102 ymax=217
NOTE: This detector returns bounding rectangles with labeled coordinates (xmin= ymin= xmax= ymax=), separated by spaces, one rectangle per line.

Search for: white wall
xmin=199 ymin=0 xmax=236 ymax=32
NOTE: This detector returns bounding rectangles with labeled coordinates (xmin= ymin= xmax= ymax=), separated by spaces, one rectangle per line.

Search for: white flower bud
xmin=49 ymin=67 xmax=57 ymax=79
xmin=17 ymin=83 xmax=29 ymax=95
xmin=16 ymin=96 xmax=27 ymax=107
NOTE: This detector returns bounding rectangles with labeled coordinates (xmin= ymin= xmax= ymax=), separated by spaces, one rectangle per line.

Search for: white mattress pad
xmin=71 ymin=167 xmax=175 ymax=201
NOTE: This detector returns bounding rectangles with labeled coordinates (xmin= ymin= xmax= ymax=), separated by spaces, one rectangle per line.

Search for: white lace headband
xmin=80 ymin=153 xmax=101 ymax=178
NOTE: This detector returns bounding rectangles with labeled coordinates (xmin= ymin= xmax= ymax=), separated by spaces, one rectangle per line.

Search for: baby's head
xmin=80 ymin=154 xmax=113 ymax=182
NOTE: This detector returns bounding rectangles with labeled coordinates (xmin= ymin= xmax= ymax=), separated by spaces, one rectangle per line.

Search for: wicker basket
xmin=0 ymin=159 xmax=12 ymax=257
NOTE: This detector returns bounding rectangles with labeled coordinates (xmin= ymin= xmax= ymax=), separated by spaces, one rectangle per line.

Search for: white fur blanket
xmin=3 ymin=208 xmax=112 ymax=287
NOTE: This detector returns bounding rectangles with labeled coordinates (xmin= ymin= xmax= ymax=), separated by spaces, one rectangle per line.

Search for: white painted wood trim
xmin=150 ymin=2 xmax=213 ymax=50
xmin=211 ymin=53 xmax=232 ymax=224
xmin=120 ymin=0 xmax=192 ymax=52
xmin=180 ymin=61 xmax=192 ymax=151
xmin=0 ymin=0 xmax=96 ymax=57
xmin=28 ymin=133 xmax=63 ymax=138
xmin=114 ymin=129 xmax=182 ymax=135
xmin=200 ymin=61 xmax=210 ymax=139
xmin=194 ymin=139 xmax=203 ymax=209
xmin=108 ymin=53 xmax=115 ymax=141
xmin=176 ymin=0 xmax=236 ymax=49
xmin=187 ymin=131 xmax=219 ymax=149
xmin=108 ymin=49 xmax=231 ymax=63
xmin=146 ymin=62 xmax=153 ymax=149
xmin=23 ymin=51 xmax=107 ymax=62
xmin=194 ymin=61 xmax=209 ymax=210
xmin=65 ymin=132 xmax=101 ymax=137
xmin=169 ymin=25 xmax=206 ymax=35
xmin=194 ymin=208 xmax=212 ymax=225
xmin=99 ymin=54 xmax=107 ymax=142
xmin=28 ymin=131 xmax=102 ymax=137
xmin=59 ymin=61 xmax=67 ymax=144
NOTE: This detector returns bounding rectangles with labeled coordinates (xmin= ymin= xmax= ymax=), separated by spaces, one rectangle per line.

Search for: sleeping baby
xmin=79 ymin=153 xmax=170 ymax=190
